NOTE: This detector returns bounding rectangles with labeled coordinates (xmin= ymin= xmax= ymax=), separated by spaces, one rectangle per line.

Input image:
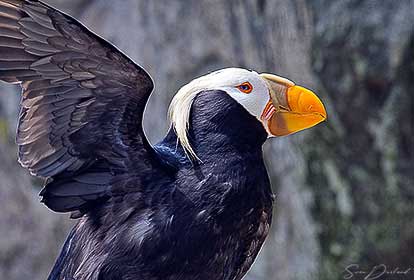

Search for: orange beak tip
xmin=266 ymin=85 xmax=327 ymax=136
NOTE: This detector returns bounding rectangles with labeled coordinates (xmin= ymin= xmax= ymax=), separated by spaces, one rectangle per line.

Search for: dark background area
xmin=0 ymin=1 xmax=413 ymax=279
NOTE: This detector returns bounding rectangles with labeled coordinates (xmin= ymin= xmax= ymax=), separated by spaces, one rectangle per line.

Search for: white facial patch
xmin=212 ymin=70 xmax=270 ymax=121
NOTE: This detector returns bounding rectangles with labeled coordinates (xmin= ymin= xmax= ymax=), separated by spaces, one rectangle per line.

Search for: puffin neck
xmin=186 ymin=90 xmax=267 ymax=163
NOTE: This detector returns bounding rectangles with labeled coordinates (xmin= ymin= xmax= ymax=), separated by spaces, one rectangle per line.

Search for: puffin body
xmin=52 ymin=91 xmax=273 ymax=280
xmin=0 ymin=1 xmax=326 ymax=279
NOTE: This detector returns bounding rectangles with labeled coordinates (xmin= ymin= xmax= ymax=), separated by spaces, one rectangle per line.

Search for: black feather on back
xmin=0 ymin=0 xmax=157 ymax=212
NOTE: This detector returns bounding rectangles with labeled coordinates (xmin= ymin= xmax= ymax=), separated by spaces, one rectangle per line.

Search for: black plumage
xmin=0 ymin=1 xmax=274 ymax=280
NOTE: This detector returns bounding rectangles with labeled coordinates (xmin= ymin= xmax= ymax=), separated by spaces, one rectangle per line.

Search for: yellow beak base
xmin=260 ymin=74 xmax=327 ymax=136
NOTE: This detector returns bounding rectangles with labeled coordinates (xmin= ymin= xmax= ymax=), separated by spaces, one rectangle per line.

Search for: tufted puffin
xmin=0 ymin=1 xmax=326 ymax=279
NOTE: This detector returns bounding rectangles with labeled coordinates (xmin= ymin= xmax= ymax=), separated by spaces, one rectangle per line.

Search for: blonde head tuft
xmin=168 ymin=74 xmax=214 ymax=160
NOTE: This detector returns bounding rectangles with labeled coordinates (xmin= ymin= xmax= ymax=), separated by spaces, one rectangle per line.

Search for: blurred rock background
xmin=0 ymin=0 xmax=412 ymax=279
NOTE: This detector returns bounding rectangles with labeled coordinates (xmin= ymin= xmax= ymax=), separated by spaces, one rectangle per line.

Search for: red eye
xmin=236 ymin=82 xmax=253 ymax=94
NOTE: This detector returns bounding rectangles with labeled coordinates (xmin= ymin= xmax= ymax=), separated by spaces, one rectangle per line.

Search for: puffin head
xmin=169 ymin=68 xmax=327 ymax=159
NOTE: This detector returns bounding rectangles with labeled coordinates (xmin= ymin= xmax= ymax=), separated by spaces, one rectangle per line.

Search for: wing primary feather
xmin=0 ymin=46 xmax=37 ymax=60
xmin=0 ymin=60 xmax=32 ymax=70
xmin=0 ymin=27 xmax=25 ymax=39
xmin=0 ymin=2 xmax=22 ymax=20
xmin=1 ymin=0 xmax=24 ymax=7
xmin=0 ymin=36 xmax=24 ymax=48
xmin=0 ymin=15 xmax=20 ymax=29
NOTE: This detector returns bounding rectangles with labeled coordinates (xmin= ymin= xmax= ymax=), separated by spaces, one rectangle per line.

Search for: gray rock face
xmin=0 ymin=1 xmax=412 ymax=280
xmin=309 ymin=0 xmax=414 ymax=278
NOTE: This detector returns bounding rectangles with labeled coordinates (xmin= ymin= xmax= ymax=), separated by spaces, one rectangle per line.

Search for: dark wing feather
xmin=0 ymin=0 xmax=155 ymax=212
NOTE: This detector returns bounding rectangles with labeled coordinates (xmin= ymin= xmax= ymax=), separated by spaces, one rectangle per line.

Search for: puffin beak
xmin=260 ymin=73 xmax=327 ymax=136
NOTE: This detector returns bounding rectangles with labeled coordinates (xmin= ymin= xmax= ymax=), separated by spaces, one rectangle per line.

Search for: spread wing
xmin=0 ymin=0 xmax=156 ymax=213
